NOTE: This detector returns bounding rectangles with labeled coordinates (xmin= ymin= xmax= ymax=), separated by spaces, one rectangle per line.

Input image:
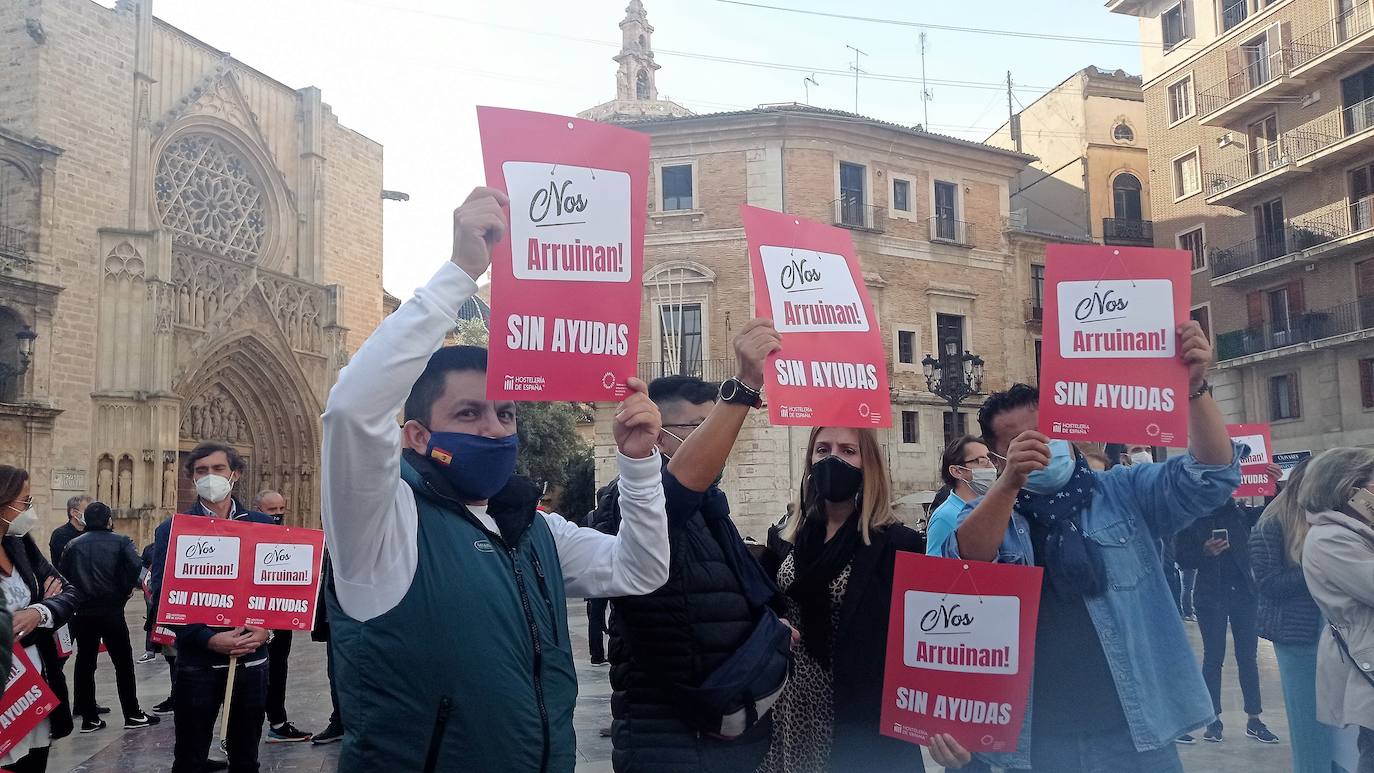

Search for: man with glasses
xmin=604 ymin=322 xmax=785 ymax=772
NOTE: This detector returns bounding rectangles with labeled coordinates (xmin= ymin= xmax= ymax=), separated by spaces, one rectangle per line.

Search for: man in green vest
xmin=321 ymin=186 xmax=670 ymax=773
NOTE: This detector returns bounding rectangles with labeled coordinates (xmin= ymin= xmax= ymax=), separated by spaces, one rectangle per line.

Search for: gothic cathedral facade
xmin=0 ymin=0 xmax=384 ymax=542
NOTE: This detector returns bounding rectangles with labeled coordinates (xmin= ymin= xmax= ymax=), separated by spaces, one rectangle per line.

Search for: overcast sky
xmin=145 ymin=0 xmax=1144 ymax=298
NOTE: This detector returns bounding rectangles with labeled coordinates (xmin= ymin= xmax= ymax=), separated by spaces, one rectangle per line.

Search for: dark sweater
xmin=1249 ymin=514 xmax=1324 ymax=644
xmin=1176 ymin=500 xmax=1263 ymax=605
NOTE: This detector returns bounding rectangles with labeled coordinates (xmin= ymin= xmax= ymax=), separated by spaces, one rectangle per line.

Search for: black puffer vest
xmin=607 ymin=475 xmax=770 ymax=773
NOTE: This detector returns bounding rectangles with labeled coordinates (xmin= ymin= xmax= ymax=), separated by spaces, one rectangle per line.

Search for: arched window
xmin=155 ymin=133 xmax=268 ymax=264
xmin=635 ymin=70 xmax=651 ymax=100
xmin=1113 ymin=123 xmax=1135 ymax=143
xmin=1113 ymin=173 xmax=1143 ymax=221
xmin=0 ymin=161 xmax=37 ymax=258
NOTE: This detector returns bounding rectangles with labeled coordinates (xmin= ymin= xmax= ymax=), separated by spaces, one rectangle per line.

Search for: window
xmin=936 ymin=313 xmax=965 ymax=357
xmin=658 ymin=303 xmax=703 ymax=375
xmin=661 ymin=164 xmax=693 ymax=211
xmin=1031 ymin=264 xmax=1046 ymax=310
xmin=902 ymin=411 xmax=919 ymax=444
xmin=1191 ymin=305 xmax=1211 ymax=341
xmin=1162 ymin=3 xmax=1189 ymax=49
xmin=1112 ymin=174 xmax=1143 ymax=221
xmin=1174 ymin=151 xmax=1201 ymax=199
xmin=1350 ymin=162 xmax=1374 ymax=231
xmin=1254 ymin=198 xmax=1286 ymax=261
xmin=0 ymin=309 xmax=23 ymax=403
xmin=1168 ymin=77 xmax=1195 ymax=123
xmin=1267 ymin=286 xmax=1292 ymax=337
xmin=943 ymin=412 xmax=968 ymax=449
xmin=897 ymin=330 xmax=915 ymax=364
xmin=893 ymin=179 xmax=911 ymax=212
xmin=839 ymin=162 xmax=866 ymax=227
xmin=1241 ymin=33 xmax=1272 ymax=90
xmin=1248 ymin=114 xmax=1280 ymax=175
xmin=1112 ymin=123 xmax=1135 ymax=143
xmin=1034 ymin=340 xmax=1043 ymax=385
xmin=1269 ymin=373 xmax=1300 ymax=420
xmin=1179 ymin=228 xmax=1206 ymax=271
xmin=934 ymin=181 xmax=958 ymax=240
xmin=1361 ymin=358 xmax=1374 ymax=409
xmin=1220 ymin=0 xmax=1248 ymax=32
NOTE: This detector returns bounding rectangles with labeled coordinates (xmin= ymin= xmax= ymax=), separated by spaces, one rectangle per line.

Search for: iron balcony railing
xmin=1217 ymin=298 xmax=1374 ymax=360
xmin=0 ymin=225 xmax=26 ymax=260
xmin=1290 ymin=0 xmax=1374 ymax=70
xmin=1197 ymin=48 xmax=1291 ymax=118
xmin=1102 ymin=218 xmax=1154 ymax=246
xmin=1204 ymin=139 xmax=1296 ymax=197
xmin=1220 ymin=0 xmax=1249 ymax=32
xmin=930 ymin=216 xmax=975 ymax=246
xmin=1024 ymin=298 xmax=1044 ymax=325
xmin=637 ymin=358 xmax=736 ymax=385
xmin=832 ymin=199 xmax=886 ymax=232
xmin=1209 ymin=220 xmax=1347 ymax=278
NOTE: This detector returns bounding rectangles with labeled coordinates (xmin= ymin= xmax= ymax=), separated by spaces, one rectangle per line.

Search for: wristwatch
xmin=1188 ymin=380 xmax=1213 ymax=400
xmin=719 ymin=378 xmax=763 ymax=409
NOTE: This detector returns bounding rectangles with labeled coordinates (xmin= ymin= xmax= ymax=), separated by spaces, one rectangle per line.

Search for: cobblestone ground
xmin=45 ymin=602 xmax=1295 ymax=772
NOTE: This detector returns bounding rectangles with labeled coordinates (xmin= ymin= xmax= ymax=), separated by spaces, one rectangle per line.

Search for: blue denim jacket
xmin=927 ymin=444 xmax=1243 ymax=766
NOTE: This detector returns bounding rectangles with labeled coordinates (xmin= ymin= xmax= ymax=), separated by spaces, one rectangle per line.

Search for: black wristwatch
xmin=719 ymin=378 xmax=763 ymax=409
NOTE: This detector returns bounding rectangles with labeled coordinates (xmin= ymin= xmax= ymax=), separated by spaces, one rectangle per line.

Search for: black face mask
xmin=811 ymin=456 xmax=864 ymax=503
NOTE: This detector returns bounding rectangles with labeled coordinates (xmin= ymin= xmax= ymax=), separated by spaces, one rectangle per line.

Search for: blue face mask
xmin=424 ymin=431 xmax=520 ymax=501
xmin=1023 ymin=439 xmax=1075 ymax=496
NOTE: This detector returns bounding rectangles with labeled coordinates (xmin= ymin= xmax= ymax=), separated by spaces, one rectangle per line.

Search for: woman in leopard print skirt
xmin=760 ymin=426 xmax=971 ymax=772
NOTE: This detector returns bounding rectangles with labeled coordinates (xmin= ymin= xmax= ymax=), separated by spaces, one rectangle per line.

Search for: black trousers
xmin=6 ymin=745 xmax=49 ymax=773
xmin=265 ymin=630 xmax=293 ymax=726
xmin=586 ymin=598 xmax=608 ymax=663
xmin=172 ymin=661 xmax=267 ymax=773
xmin=1197 ymin=587 xmax=1262 ymax=716
xmin=325 ymin=637 xmax=341 ymax=726
xmin=71 ymin=611 xmax=142 ymax=721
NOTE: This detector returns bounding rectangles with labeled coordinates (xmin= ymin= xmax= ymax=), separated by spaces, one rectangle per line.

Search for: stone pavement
xmin=42 ymin=601 xmax=1296 ymax=772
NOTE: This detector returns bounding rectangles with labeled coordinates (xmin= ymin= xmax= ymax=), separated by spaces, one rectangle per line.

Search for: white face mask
xmin=195 ymin=474 xmax=234 ymax=504
xmin=4 ymin=507 xmax=37 ymax=538
xmin=962 ymin=466 xmax=998 ymax=496
xmin=1130 ymin=451 xmax=1154 ymax=466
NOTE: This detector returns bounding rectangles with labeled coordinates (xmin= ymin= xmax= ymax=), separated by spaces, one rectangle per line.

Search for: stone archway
xmin=174 ymin=331 xmax=321 ymax=526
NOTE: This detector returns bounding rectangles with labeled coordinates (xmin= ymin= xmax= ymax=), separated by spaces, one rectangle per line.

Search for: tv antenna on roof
xmin=803 ymin=73 xmax=819 ymax=105
xmin=845 ymin=44 xmax=867 ymax=113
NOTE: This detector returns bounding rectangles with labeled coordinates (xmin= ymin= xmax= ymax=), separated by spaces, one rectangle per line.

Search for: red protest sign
xmin=0 ymin=645 xmax=59 ymax=757
xmin=880 ymin=553 xmax=1042 ymax=753
xmin=477 ymin=106 xmax=650 ymax=402
xmin=155 ymin=515 xmax=325 ymax=632
xmin=1229 ymin=423 xmax=1276 ymax=497
xmin=742 ymin=205 xmax=890 ymax=428
xmin=1039 ymin=244 xmax=1191 ymax=446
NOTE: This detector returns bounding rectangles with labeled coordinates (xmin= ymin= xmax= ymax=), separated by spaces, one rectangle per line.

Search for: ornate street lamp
xmin=15 ymin=325 xmax=36 ymax=374
xmin=921 ymin=340 xmax=985 ymax=412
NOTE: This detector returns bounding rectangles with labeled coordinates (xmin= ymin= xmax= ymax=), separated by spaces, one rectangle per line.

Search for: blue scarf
xmin=1014 ymin=455 xmax=1105 ymax=600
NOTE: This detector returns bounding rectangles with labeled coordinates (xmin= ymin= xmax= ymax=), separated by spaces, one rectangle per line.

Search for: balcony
xmin=1296 ymin=196 xmax=1374 ymax=262
xmin=1286 ymin=94 xmax=1374 ymax=172
xmin=1102 ymin=218 xmax=1154 ymax=247
xmin=929 ymin=217 xmax=975 ymax=247
xmin=1204 ymin=139 xmax=1305 ymax=207
xmin=636 ymin=358 xmax=736 ymax=385
xmin=1197 ymin=48 xmax=1296 ymax=127
xmin=1023 ymin=298 xmax=1043 ymax=326
xmin=0 ymin=225 xmax=26 ymax=261
xmin=1209 ymin=222 xmax=1344 ymax=281
xmin=1290 ymin=0 xmax=1374 ymax=80
xmin=1219 ymin=0 xmax=1249 ymax=33
xmin=1216 ymin=298 xmax=1374 ymax=364
xmin=832 ymin=199 xmax=886 ymax=233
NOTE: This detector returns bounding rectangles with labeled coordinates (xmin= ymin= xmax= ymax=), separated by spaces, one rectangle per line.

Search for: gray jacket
xmin=1303 ymin=508 xmax=1374 ymax=728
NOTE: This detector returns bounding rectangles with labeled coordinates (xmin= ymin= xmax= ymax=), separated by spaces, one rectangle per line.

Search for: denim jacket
xmin=928 ymin=444 xmax=1243 ymax=766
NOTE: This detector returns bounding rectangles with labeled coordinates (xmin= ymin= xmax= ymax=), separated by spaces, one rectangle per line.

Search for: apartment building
xmin=1111 ymin=0 xmax=1374 ymax=453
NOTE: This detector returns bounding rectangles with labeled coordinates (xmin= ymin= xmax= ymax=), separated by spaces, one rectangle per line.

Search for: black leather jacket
xmin=58 ymin=528 xmax=141 ymax=615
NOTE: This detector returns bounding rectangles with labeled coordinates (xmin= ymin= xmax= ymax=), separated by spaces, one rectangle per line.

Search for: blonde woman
xmin=1300 ymin=447 xmax=1374 ymax=771
xmin=760 ymin=426 xmax=969 ymax=772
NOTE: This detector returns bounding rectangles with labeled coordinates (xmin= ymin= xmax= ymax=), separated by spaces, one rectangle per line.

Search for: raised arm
xmin=666 ymin=319 xmax=780 ymax=491
xmin=549 ymin=379 xmax=669 ymax=598
xmin=320 ymin=188 xmax=506 ymax=587
xmin=952 ymin=431 xmax=1050 ymax=562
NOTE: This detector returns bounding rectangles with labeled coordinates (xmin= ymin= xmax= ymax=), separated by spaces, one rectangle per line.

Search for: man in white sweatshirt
xmin=320 ymin=186 xmax=670 ymax=772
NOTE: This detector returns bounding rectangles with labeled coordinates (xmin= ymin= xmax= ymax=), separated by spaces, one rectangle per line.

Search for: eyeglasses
xmin=663 ymin=422 xmax=704 ymax=430
xmin=961 ymin=455 xmax=994 ymax=467
xmin=6 ymin=497 xmax=31 ymax=513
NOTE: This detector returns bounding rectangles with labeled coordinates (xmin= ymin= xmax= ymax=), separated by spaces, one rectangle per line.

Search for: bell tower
xmin=614 ymin=1 xmax=659 ymax=102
